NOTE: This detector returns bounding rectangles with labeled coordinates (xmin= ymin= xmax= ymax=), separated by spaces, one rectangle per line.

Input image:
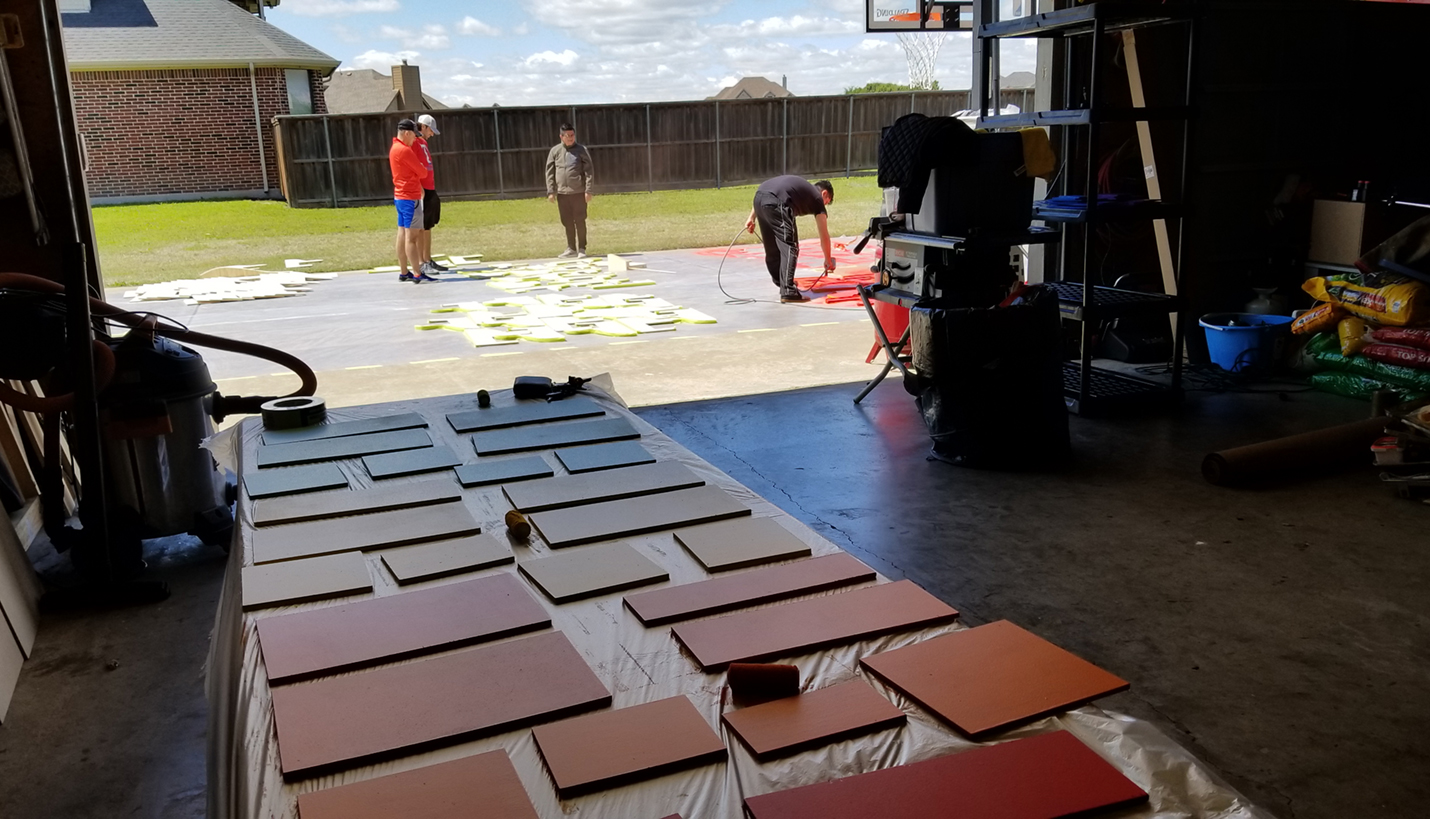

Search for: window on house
xmin=285 ymin=70 xmax=313 ymax=115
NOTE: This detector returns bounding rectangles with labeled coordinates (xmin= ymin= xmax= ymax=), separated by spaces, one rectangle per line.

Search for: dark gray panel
xmin=454 ymin=456 xmax=555 ymax=487
xmin=261 ymin=412 xmax=428 ymax=446
xmin=447 ymin=397 xmax=604 ymax=432
xmin=503 ymin=461 xmax=704 ymax=514
xmin=243 ymin=463 xmax=349 ymax=499
xmin=555 ymin=441 xmax=656 ymax=474
xmin=257 ymin=429 xmax=433 ymax=468
xmin=363 ymin=445 xmax=463 ymax=479
xmin=472 ymin=417 xmax=639 ymax=457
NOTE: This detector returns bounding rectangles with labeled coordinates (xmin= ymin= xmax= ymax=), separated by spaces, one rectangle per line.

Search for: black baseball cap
xmin=397 ymin=119 xmax=417 ymax=132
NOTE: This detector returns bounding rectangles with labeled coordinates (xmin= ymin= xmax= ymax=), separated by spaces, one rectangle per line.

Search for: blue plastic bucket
xmin=1199 ymin=313 xmax=1293 ymax=372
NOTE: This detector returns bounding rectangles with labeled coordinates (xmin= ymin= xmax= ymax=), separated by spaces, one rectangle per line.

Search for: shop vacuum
xmin=0 ymin=272 xmax=316 ymax=584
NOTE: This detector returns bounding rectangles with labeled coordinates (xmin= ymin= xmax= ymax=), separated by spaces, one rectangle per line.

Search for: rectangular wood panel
xmin=240 ymin=551 xmax=372 ymax=611
xmin=380 ymin=535 xmax=513 ymax=584
xmin=624 ymin=553 xmax=874 ymax=626
xmin=503 ymin=461 xmax=704 ymax=514
xmin=555 ymin=441 xmax=656 ymax=474
xmin=270 ymin=631 xmax=611 ymax=779
xmin=252 ymin=479 xmax=462 ymax=527
xmin=454 ymin=455 xmax=554 ymax=487
xmin=672 ymin=580 xmax=958 ymax=670
xmin=252 ymin=503 xmax=481 ymax=564
xmin=0 ymin=514 xmax=38 ymax=657
xmin=722 ymin=680 xmax=905 ymax=759
xmin=673 ymin=517 xmax=812 ymax=572
xmin=529 ymin=485 xmax=750 ymax=549
xmin=258 ymin=572 xmax=550 ymax=683
xmin=262 ymin=412 xmax=428 ymax=446
xmin=519 ymin=542 xmax=668 ymax=603
xmin=242 ymin=463 xmax=348 ymax=499
xmin=363 ymin=445 xmax=463 ymax=479
xmin=447 ymin=396 xmax=604 ymax=432
xmin=296 ymin=749 xmax=540 ymax=819
xmin=257 ymin=428 xmax=433 ymax=468
xmin=742 ymin=730 xmax=1147 ymax=819
xmin=859 ymin=620 xmax=1129 ymax=738
xmin=472 ymin=417 xmax=639 ymax=456
xmin=0 ymin=625 xmax=20 ymax=724
xmin=532 ymin=695 xmax=727 ymax=798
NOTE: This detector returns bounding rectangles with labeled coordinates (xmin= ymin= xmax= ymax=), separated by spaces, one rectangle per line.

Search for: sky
xmin=266 ymin=0 xmax=1036 ymax=107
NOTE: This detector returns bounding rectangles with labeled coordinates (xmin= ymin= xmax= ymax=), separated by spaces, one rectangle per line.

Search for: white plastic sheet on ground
xmin=206 ymin=387 xmax=1274 ymax=819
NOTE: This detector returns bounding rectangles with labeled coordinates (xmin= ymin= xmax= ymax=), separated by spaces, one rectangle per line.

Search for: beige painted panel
xmin=0 ymin=508 xmax=39 ymax=657
xmin=240 ymin=551 xmax=373 ymax=611
xmin=0 ymin=623 xmax=21 ymax=723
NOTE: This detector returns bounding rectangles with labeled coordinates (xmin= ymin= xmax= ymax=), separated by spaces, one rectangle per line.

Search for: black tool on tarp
xmin=513 ymin=375 xmax=592 ymax=401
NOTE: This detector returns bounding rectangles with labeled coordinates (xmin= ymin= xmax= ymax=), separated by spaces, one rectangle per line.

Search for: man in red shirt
xmin=414 ymin=114 xmax=445 ymax=277
xmin=389 ymin=119 xmax=432 ymax=282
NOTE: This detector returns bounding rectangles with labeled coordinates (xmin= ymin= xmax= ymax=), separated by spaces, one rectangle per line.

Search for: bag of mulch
xmin=1302 ymin=271 xmax=1429 ymax=326
xmin=1305 ymin=332 xmax=1430 ymax=392
xmin=1338 ymin=317 xmax=1369 ymax=356
xmin=1310 ymin=372 xmax=1426 ymax=403
xmin=1291 ymin=302 xmax=1344 ymax=335
xmin=1362 ymin=343 xmax=1430 ymax=371
xmin=1371 ymin=326 xmax=1430 ymax=351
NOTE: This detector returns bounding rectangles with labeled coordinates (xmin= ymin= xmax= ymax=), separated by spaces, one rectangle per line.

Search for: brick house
xmin=61 ymin=0 xmax=339 ymax=203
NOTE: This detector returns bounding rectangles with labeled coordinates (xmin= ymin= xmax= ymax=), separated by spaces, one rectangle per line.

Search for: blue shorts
xmin=394 ymin=198 xmax=424 ymax=229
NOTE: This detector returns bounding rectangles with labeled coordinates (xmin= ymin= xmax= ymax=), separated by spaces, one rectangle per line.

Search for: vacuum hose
xmin=0 ymin=272 xmax=317 ymax=418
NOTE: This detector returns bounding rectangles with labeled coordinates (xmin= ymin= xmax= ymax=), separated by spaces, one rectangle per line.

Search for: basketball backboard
xmin=865 ymin=0 xmax=971 ymax=32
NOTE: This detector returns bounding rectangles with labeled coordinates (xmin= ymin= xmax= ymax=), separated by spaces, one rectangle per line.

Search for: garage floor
xmin=1 ymin=248 xmax=1426 ymax=817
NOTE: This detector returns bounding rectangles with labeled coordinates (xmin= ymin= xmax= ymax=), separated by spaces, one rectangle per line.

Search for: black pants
xmin=557 ymin=193 xmax=588 ymax=252
xmin=753 ymin=192 xmax=799 ymax=297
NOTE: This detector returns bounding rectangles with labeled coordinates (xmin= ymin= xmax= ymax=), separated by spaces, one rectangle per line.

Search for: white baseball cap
xmin=417 ymin=114 xmax=440 ymax=135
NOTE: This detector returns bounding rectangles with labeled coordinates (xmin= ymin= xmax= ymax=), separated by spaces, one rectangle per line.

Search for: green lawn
xmin=92 ymin=178 xmax=884 ymax=287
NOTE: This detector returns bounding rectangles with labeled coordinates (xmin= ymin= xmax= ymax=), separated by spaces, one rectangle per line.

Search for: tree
xmin=844 ymin=80 xmax=941 ymax=95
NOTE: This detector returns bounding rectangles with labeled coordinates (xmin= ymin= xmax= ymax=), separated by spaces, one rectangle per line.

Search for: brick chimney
xmin=392 ymin=62 xmax=424 ymax=110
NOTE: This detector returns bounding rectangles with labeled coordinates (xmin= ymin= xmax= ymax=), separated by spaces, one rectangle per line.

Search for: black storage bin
xmin=909 ymin=286 xmax=1068 ymax=465
xmin=918 ymin=132 xmax=1033 ymax=237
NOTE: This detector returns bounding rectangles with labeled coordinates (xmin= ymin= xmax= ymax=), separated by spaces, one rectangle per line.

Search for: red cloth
xmin=415 ymin=137 xmax=435 ymax=191
xmin=389 ymin=138 xmax=427 ymax=200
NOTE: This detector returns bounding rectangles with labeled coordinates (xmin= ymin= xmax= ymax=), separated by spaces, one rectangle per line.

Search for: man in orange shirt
xmin=389 ymin=119 xmax=432 ymax=282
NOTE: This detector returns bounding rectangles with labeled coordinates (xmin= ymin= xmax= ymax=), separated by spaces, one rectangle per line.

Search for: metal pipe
xmin=713 ymin=101 xmax=720 ymax=189
xmin=782 ymin=97 xmax=788 ymax=175
xmin=493 ymin=107 xmax=504 ymax=197
xmin=845 ymin=95 xmax=853 ymax=178
xmin=249 ymin=63 xmax=269 ymax=193
xmin=321 ymin=115 xmax=336 ymax=207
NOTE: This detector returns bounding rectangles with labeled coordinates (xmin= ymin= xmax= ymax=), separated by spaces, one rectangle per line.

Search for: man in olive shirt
xmin=545 ymin=123 xmax=595 ymax=258
xmin=745 ymin=176 xmax=835 ymax=302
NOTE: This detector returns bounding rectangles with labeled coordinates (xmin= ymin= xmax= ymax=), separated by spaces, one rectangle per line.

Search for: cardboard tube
xmin=1202 ymin=416 xmax=1386 ymax=486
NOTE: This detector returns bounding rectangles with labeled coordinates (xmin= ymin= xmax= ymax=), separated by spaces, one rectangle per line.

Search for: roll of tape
xmin=261 ymin=396 xmax=327 ymax=430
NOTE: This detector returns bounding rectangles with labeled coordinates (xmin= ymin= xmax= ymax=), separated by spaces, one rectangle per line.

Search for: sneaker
xmin=413 ymin=273 xmax=438 ymax=283
xmin=780 ymin=292 xmax=809 ymax=303
xmin=576 ymin=250 xmax=588 ymax=259
xmin=428 ymin=260 xmax=450 ymax=272
xmin=398 ymin=272 xmax=414 ymax=282
xmin=419 ymin=262 xmax=441 ymax=277
xmin=557 ymin=248 xmax=578 ymax=259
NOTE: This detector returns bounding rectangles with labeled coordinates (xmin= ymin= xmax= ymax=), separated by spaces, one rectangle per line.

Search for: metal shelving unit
xmin=973 ymin=1 xmax=1195 ymax=415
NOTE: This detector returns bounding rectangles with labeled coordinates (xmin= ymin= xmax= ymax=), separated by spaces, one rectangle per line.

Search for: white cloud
xmin=709 ymin=15 xmax=860 ymax=40
xmin=286 ymin=0 xmax=399 ymax=18
xmin=514 ymin=22 xmax=530 ymax=35
xmin=521 ymin=0 xmax=716 ymax=46
xmin=379 ymin=24 xmax=451 ymax=50
xmin=524 ymin=49 xmax=580 ymax=67
xmin=458 ymin=16 xmax=501 ymax=36
xmin=347 ymin=48 xmax=421 ymax=70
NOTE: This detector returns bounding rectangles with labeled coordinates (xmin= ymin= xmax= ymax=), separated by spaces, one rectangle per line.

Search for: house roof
xmin=709 ymin=76 xmax=793 ymax=100
xmin=62 ymin=0 xmax=338 ymax=72
xmin=323 ymin=68 xmax=447 ymax=115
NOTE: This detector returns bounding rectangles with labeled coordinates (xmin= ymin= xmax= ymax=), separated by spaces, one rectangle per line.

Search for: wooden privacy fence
xmin=272 ymin=89 xmax=1036 ymax=208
